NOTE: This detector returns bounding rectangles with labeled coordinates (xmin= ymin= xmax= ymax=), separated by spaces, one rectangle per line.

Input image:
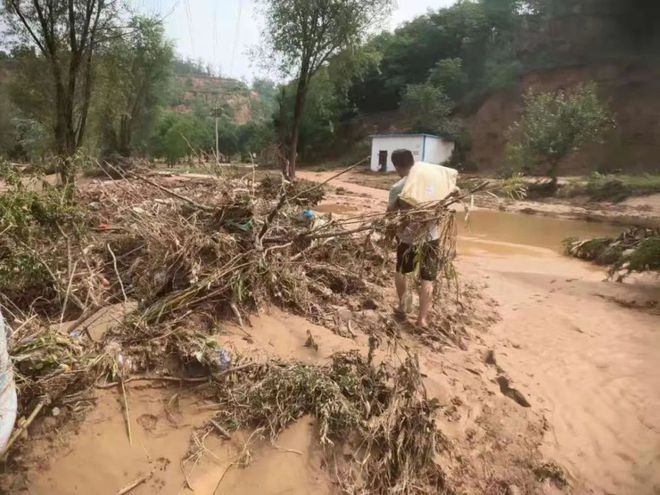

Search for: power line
xmin=212 ymin=0 xmax=218 ymax=74
xmin=229 ymin=0 xmax=243 ymax=77
xmin=184 ymin=0 xmax=195 ymax=57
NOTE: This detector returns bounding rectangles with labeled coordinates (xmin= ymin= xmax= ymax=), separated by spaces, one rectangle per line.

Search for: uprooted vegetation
xmin=211 ymin=351 xmax=447 ymax=494
xmin=1 ymin=163 xmax=499 ymax=493
xmin=564 ymin=227 xmax=660 ymax=279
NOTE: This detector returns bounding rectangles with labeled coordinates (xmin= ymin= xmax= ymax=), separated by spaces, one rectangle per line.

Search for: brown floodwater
xmin=458 ymin=209 xmax=623 ymax=256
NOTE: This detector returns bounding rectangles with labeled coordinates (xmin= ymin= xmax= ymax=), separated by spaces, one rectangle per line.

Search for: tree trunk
xmin=53 ymin=75 xmax=76 ymax=189
xmin=288 ymin=75 xmax=308 ymax=180
xmin=118 ymin=115 xmax=131 ymax=157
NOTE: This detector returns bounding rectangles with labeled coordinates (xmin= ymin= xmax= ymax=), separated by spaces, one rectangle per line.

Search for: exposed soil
xmin=463 ymin=62 xmax=660 ymax=175
xmin=4 ymin=171 xmax=659 ymax=495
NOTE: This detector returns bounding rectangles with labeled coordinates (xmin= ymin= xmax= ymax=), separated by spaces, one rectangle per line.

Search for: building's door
xmin=378 ymin=150 xmax=388 ymax=172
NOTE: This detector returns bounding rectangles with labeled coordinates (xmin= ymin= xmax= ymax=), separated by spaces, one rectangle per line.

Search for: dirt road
xmin=303 ymin=170 xmax=660 ymax=494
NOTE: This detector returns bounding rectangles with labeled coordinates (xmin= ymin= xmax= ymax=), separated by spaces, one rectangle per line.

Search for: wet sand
xmin=303 ymin=170 xmax=660 ymax=494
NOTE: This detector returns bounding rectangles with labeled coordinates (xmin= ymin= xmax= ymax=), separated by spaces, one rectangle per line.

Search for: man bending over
xmin=387 ymin=149 xmax=440 ymax=328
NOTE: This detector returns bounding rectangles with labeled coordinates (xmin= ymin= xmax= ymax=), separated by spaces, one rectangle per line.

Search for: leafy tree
xmin=237 ymin=121 xmax=275 ymax=160
xmin=350 ymin=1 xmax=495 ymax=112
xmin=400 ymin=83 xmax=456 ymax=138
xmin=11 ymin=117 xmax=52 ymax=162
xmin=428 ymin=58 xmax=468 ymax=98
xmin=3 ymin=0 xmax=122 ymax=185
xmin=258 ymin=0 xmax=393 ymax=178
xmin=151 ymin=112 xmax=212 ymax=164
xmin=94 ymin=16 xmax=173 ymax=157
xmin=0 ymin=85 xmax=16 ymax=156
xmin=506 ymin=83 xmax=614 ymax=182
xmin=6 ymin=46 xmax=54 ymax=152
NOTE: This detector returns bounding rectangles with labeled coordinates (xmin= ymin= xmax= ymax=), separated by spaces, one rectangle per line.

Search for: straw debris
xmin=1 ymin=162 xmax=477 ymax=476
xmin=564 ymin=227 xmax=660 ymax=278
xmin=211 ymin=351 xmax=448 ymax=494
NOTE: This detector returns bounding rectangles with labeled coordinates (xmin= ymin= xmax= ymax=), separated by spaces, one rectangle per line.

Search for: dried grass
xmin=2 ymin=163 xmax=472 ymax=470
xmin=211 ymin=351 xmax=449 ymax=494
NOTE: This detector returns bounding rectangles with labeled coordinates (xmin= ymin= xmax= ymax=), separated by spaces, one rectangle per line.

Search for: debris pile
xmin=211 ymin=351 xmax=447 ymax=494
xmin=1 ymin=166 xmax=477 ymax=489
xmin=564 ymin=227 xmax=660 ymax=278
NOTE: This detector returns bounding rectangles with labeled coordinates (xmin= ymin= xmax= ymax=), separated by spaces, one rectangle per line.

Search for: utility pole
xmin=211 ymin=105 xmax=222 ymax=166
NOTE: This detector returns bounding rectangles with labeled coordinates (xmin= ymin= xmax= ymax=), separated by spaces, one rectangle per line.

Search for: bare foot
xmin=416 ymin=318 xmax=429 ymax=330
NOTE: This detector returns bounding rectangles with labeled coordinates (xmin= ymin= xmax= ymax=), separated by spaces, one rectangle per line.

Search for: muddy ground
xmin=3 ymin=171 xmax=660 ymax=495
xmin=306 ymin=170 xmax=660 ymax=495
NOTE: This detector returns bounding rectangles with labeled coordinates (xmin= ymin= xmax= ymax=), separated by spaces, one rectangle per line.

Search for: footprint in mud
xmin=137 ymin=413 xmax=159 ymax=433
xmin=484 ymin=351 xmax=531 ymax=407
xmin=496 ymin=375 xmax=531 ymax=408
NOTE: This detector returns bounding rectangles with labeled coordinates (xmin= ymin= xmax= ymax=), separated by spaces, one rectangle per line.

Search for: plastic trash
xmin=302 ymin=209 xmax=316 ymax=221
xmin=0 ymin=310 xmax=17 ymax=453
xmin=215 ymin=348 xmax=232 ymax=371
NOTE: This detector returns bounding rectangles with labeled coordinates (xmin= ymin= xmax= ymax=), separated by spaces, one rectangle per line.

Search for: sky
xmin=132 ymin=0 xmax=456 ymax=82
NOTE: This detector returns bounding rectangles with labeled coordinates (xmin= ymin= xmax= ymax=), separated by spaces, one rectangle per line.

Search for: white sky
xmin=133 ymin=0 xmax=456 ymax=82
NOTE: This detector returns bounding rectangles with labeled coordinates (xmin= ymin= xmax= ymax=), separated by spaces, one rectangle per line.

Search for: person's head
xmin=391 ymin=149 xmax=415 ymax=178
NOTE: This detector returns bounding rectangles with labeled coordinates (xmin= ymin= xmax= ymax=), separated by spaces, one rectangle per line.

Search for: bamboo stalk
xmin=1 ymin=399 xmax=46 ymax=457
xmin=116 ymin=472 xmax=152 ymax=495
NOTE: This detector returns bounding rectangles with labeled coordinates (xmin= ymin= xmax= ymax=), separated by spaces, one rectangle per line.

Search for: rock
xmin=336 ymin=308 xmax=353 ymax=323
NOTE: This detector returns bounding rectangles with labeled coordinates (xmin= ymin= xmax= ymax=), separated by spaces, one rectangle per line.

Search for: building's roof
xmin=369 ymin=133 xmax=442 ymax=140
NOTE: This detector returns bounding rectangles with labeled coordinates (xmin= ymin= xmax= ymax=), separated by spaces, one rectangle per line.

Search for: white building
xmin=370 ymin=133 xmax=454 ymax=172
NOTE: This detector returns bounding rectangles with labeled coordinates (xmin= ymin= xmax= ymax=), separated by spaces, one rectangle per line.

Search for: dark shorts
xmin=396 ymin=240 xmax=441 ymax=282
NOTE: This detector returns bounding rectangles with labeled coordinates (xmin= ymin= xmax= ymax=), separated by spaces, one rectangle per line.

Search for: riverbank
xmin=2 ymin=171 xmax=558 ymax=494
xmin=336 ymin=169 xmax=660 ymax=228
xmin=301 ymin=169 xmax=660 ymax=494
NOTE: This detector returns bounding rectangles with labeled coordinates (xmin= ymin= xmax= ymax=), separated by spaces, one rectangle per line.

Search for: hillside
xmin=463 ymin=61 xmax=660 ymax=175
xmin=170 ymin=74 xmax=262 ymax=125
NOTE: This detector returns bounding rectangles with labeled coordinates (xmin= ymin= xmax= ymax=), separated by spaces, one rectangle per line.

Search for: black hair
xmin=391 ymin=149 xmax=415 ymax=169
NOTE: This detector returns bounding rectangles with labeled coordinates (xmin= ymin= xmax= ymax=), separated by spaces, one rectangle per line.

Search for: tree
xmin=94 ymin=16 xmax=173 ymax=157
xmin=428 ymin=58 xmax=467 ymax=98
xmin=506 ymin=83 xmax=614 ymax=183
xmin=400 ymin=83 xmax=456 ymax=138
xmin=258 ymin=0 xmax=392 ymax=178
xmin=3 ymin=0 xmax=121 ymax=185
xmin=151 ymin=112 xmax=213 ymax=164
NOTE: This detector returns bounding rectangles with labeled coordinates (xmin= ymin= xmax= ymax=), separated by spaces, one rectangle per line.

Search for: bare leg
xmin=417 ymin=280 xmax=434 ymax=328
xmin=395 ymin=272 xmax=407 ymax=312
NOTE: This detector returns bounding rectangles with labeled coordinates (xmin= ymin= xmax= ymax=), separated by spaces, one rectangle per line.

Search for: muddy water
xmin=459 ymin=209 xmax=623 ymax=256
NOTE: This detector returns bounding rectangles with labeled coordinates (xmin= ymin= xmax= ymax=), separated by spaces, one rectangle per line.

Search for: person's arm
xmin=387 ymin=186 xmax=399 ymax=213
xmin=386 ymin=186 xmax=402 ymax=240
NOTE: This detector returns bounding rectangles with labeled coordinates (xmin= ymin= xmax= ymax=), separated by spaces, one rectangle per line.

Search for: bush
xmin=506 ymin=84 xmax=615 ymax=180
xmin=564 ymin=228 xmax=660 ymax=278
xmin=400 ymin=83 xmax=457 ymax=138
xmin=561 ymin=173 xmax=660 ymax=202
